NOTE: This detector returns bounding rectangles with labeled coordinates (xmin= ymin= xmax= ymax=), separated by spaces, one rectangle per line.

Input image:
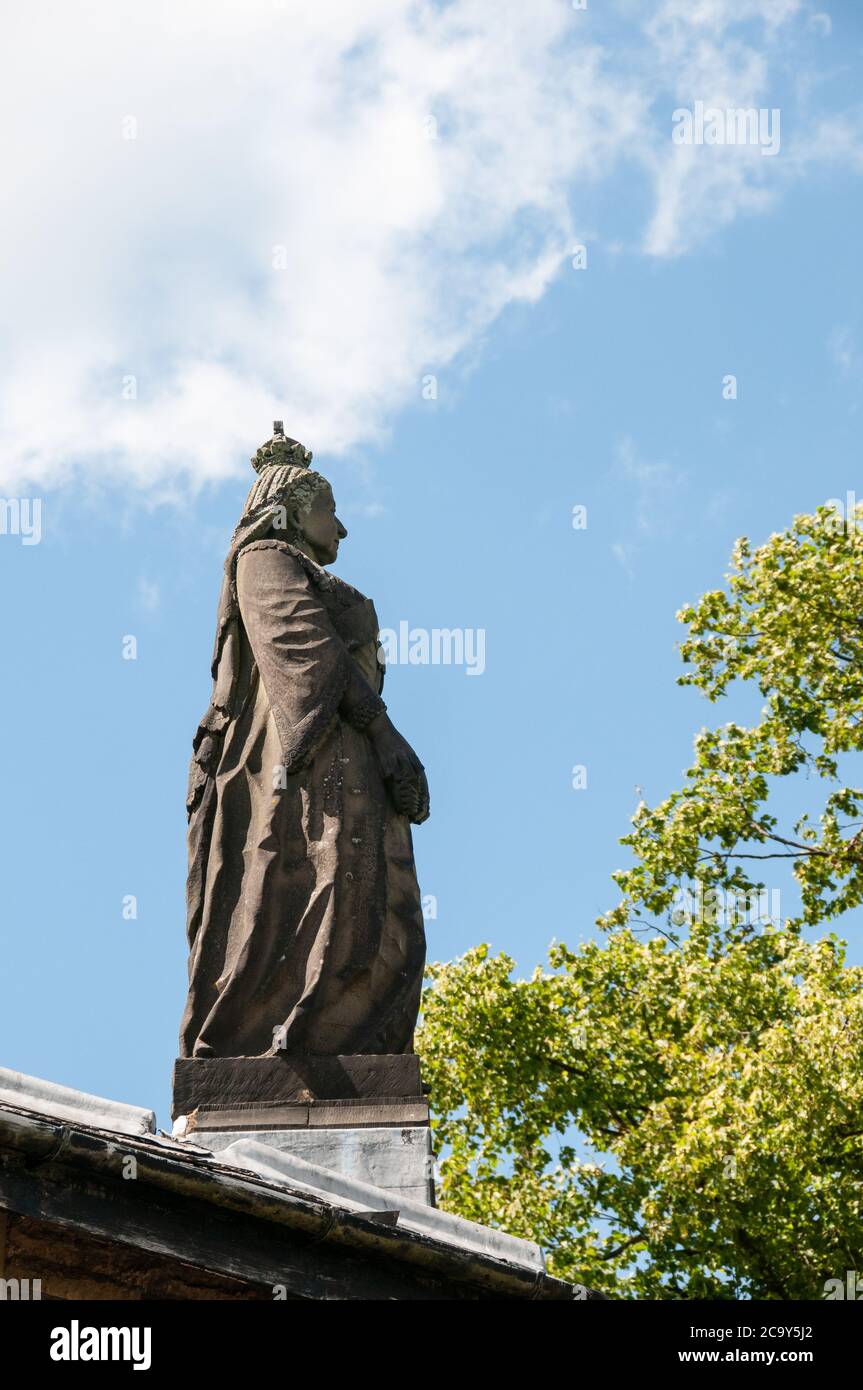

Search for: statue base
xmin=188 ymin=1124 xmax=436 ymax=1207
xmin=172 ymin=1055 xmax=434 ymax=1207
xmin=171 ymin=1053 xmax=428 ymax=1126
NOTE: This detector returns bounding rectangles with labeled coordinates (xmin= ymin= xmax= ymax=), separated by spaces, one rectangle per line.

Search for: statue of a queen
xmin=179 ymin=424 xmax=429 ymax=1062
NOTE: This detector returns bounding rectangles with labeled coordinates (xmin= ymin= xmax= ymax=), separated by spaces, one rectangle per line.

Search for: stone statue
xmin=178 ymin=424 xmax=429 ymax=1064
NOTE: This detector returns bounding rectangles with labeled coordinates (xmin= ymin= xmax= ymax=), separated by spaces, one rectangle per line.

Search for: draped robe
xmin=179 ymin=532 xmax=426 ymax=1059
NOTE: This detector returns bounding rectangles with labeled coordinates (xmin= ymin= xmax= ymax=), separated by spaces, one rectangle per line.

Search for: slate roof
xmin=0 ymin=1068 xmax=595 ymax=1300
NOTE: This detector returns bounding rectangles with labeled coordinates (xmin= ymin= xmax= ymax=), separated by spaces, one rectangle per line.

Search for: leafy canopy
xmin=417 ymin=505 xmax=863 ymax=1298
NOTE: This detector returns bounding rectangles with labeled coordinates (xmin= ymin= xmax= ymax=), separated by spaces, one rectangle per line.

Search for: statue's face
xmin=295 ymin=484 xmax=347 ymax=565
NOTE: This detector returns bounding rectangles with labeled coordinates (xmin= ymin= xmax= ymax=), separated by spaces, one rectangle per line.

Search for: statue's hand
xmin=395 ymin=761 xmax=430 ymax=825
xmin=368 ymin=715 xmax=430 ymax=824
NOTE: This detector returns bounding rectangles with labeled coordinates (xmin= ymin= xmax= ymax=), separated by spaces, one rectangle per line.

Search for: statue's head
xmin=238 ymin=422 xmax=347 ymax=566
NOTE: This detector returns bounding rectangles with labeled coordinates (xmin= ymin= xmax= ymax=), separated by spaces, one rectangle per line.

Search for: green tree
xmin=417 ymin=505 xmax=863 ymax=1298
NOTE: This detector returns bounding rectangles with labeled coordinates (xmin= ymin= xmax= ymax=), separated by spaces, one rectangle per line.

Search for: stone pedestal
xmin=193 ymin=1125 xmax=435 ymax=1206
xmin=172 ymin=1053 xmax=426 ymax=1120
xmin=172 ymin=1053 xmax=436 ymax=1206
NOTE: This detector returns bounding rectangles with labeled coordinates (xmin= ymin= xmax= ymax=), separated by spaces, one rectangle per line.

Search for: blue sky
xmin=2 ymin=0 xmax=863 ymax=1129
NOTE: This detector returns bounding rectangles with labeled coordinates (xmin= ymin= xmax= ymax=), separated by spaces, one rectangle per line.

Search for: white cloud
xmin=1 ymin=0 xmax=636 ymax=493
xmin=137 ymin=578 xmax=161 ymax=613
xmin=641 ymin=0 xmax=800 ymax=256
xmin=611 ymin=541 xmax=637 ymax=579
xmin=829 ymin=326 xmax=860 ymax=380
xmin=615 ymin=435 xmax=684 ymax=535
xmin=609 ymin=434 xmax=686 ymax=577
xmin=0 ymin=0 xmax=855 ymax=494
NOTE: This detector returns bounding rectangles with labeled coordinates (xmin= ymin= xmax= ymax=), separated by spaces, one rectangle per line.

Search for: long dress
xmin=179 ymin=531 xmax=426 ymax=1059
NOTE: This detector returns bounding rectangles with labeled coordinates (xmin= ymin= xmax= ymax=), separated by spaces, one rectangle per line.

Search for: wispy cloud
xmin=137 ymin=578 xmax=161 ymax=614
xmin=611 ymin=540 xmax=637 ymax=579
xmin=610 ymin=434 xmax=687 ymax=576
xmin=0 ymin=0 xmax=857 ymax=495
xmin=829 ymin=325 xmax=861 ymax=380
xmin=615 ymin=435 xmax=684 ymax=535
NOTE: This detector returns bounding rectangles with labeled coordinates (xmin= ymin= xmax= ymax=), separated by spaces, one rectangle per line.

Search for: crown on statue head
xmin=251 ymin=421 xmax=313 ymax=474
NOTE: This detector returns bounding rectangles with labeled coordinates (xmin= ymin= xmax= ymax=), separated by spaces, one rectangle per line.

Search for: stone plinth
xmin=173 ymin=1054 xmax=435 ymax=1205
xmin=172 ymin=1053 xmax=425 ymax=1122
xmin=193 ymin=1125 xmax=436 ymax=1207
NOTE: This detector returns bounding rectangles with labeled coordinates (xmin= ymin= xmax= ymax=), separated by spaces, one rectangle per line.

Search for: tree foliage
xmin=417 ymin=505 xmax=863 ymax=1298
